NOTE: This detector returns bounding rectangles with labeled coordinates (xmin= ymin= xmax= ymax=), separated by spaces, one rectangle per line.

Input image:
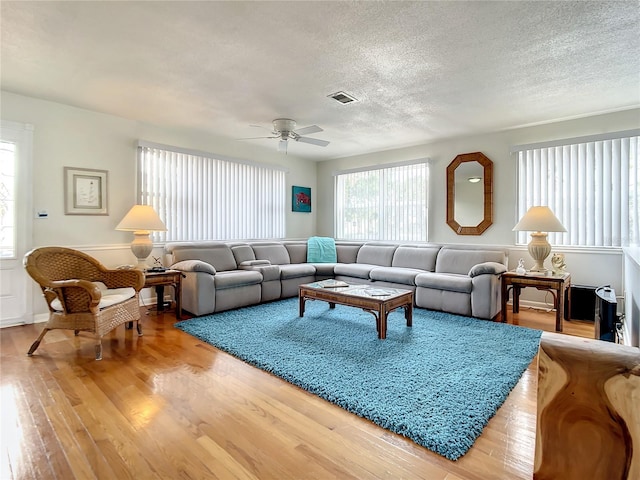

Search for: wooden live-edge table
xmin=144 ymin=269 xmax=184 ymax=319
xmin=501 ymin=270 xmax=571 ymax=332
xmin=299 ymin=280 xmax=413 ymax=339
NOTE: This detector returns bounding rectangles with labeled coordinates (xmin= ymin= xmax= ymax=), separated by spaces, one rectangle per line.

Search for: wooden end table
xmin=501 ymin=271 xmax=571 ymax=332
xmin=144 ymin=269 xmax=184 ymax=319
xmin=299 ymin=281 xmax=413 ymax=339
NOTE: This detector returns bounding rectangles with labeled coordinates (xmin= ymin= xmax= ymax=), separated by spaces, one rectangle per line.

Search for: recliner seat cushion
xmin=415 ymin=272 xmax=472 ymax=293
xmin=213 ymin=270 xmax=263 ymax=289
xmin=279 ymin=264 xmax=316 ymax=279
xmin=334 ymin=263 xmax=377 ymax=279
xmin=369 ymin=267 xmax=424 ymax=285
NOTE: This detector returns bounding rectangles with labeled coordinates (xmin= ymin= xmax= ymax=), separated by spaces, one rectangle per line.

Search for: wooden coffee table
xmin=299 ymin=280 xmax=414 ymax=339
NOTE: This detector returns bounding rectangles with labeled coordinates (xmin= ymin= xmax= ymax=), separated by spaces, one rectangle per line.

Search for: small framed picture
xmin=64 ymin=167 xmax=108 ymax=215
xmin=292 ymin=186 xmax=311 ymax=213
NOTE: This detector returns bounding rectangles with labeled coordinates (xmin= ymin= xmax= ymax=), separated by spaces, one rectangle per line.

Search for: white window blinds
xmin=137 ymin=142 xmax=286 ymax=242
xmin=334 ymin=160 xmax=429 ymax=241
xmin=513 ymin=131 xmax=639 ymax=247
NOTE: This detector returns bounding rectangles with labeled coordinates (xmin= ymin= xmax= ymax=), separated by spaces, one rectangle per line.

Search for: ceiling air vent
xmin=328 ymin=91 xmax=358 ymax=104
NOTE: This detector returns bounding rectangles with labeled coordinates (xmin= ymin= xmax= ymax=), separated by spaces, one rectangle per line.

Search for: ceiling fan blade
xmin=277 ymin=139 xmax=288 ymax=153
xmin=296 ymin=136 xmax=330 ymax=147
xmin=237 ymin=135 xmax=279 ymax=140
xmin=294 ymin=125 xmax=323 ymax=136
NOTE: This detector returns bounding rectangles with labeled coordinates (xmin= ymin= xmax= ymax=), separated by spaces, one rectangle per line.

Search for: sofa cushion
xmin=168 ymin=242 xmax=238 ymax=272
xmin=231 ymin=244 xmax=256 ymax=265
xmin=213 ymin=270 xmax=263 ymax=290
xmin=51 ymin=282 xmax=136 ymax=311
xmin=280 ymin=263 xmax=316 ymax=280
xmin=334 ymin=263 xmax=377 ymax=279
xmin=336 ymin=243 xmax=362 ymax=263
xmin=392 ymin=245 xmax=441 ymax=271
xmin=284 ymin=242 xmax=308 ymax=264
xmin=252 ymin=243 xmax=291 ymax=265
xmin=356 ymin=244 xmax=397 ymax=267
xmin=435 ymin=247 xmax=507 ymax=275
xmin=369 ymin=267 xmax=424 ymax=285
xmin=415 ymin=272 xmax=472 ymax=293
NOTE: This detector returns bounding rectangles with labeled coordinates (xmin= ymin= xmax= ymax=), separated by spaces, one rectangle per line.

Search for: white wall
xmin=1 ymin=91 xmax=318 ymax=249
xmin=1 ymin=91 xmax=318 ymax=316
xmin=316 ymin=109 xmax=640 ymax=313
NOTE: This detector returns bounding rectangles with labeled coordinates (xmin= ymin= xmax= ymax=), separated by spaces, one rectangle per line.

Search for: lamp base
xmin=528 ymin=232 xmax=551 ymax=272
xmin=130 ymin=231 xmax=153 ymax=270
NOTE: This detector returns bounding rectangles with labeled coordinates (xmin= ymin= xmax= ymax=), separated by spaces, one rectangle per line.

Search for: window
xmin=137 ymin=142 xmax=286 ymax=242
xmin=513 ymin=130 xmax=639 ymax=247
xmin=0 ymin=141 xmax=16 ymax=258
xmin=334 ymin=160 xmax=429 ymax=241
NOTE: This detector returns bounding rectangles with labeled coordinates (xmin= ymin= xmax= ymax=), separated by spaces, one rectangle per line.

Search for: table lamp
xmin=513 ymin=206 xmax=566 ymax=273
xmin=116 ymin=205 xmax=167 ymax=269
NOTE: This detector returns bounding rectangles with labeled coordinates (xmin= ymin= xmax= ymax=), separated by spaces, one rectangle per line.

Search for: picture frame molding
xmin=64 ymin=167 xmax=109 ymax=215
xmin=292 ymin=185 xmax=312 ymax=213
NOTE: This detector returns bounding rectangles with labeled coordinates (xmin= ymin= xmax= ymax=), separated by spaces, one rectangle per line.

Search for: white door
xmin=0 ymin=121 xmax=33 ymax=327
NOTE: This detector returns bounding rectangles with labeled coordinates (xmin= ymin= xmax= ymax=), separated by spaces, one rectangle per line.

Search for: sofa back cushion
xmin=435 ymin=247 xmax=507 ymax=275
xmin=231 ymin=244 xmax=256 ymax=265
xmin=392 ymin=245 xmax=441 ymax=271
xmin=251 ymin=243 xmax=291 ymax=265
xmin=283 ymin=242 xmax=308 ymax=264
xmin=167 ymin=242 xmax=238 ymax=271
xmin=335 ymin=242 xmax=362 ymax=264
xmin=356 ymin=243 xmax=397 ymax=267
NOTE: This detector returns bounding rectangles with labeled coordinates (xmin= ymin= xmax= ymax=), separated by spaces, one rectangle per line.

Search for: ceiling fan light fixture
xmin=327 ymin=91 xmax=358 ymax=104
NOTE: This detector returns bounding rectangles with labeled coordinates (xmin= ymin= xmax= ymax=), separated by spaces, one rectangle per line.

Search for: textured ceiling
xmin=1 ymin=1 xmax=639 ymax=160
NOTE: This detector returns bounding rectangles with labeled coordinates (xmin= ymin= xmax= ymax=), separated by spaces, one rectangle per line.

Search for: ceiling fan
xmin=242 ymin=118 xmax=330 ymax=153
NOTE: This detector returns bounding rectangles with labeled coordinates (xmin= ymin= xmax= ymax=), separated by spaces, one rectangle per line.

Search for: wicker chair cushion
xmin=50 ymin=282 xmax=136 ymax=311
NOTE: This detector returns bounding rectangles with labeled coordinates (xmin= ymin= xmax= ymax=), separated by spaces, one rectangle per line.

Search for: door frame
xmin=0 ymin=120 xmax=34 ymax=327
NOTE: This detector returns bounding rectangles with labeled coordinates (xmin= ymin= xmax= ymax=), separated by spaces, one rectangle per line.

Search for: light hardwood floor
xmin=0 ymin=302 xmax=594 ymax=480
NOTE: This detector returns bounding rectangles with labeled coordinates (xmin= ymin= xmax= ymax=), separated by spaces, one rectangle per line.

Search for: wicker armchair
xmin=24 ymin=246 xmax=145 ymax=360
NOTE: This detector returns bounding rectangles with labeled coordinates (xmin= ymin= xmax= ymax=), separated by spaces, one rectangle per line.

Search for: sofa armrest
xmin=171 ymin=260 xmax=216 ymax=275
xmin=468 ymin=261 xmax=507 ymax=278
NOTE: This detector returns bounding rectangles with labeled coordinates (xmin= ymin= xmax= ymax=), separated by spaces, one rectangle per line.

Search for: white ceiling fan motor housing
xmin=273 ymin=118 xmax=296 ymax=139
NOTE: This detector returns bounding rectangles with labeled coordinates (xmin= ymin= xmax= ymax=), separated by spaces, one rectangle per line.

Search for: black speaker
xmin=564 ymin=285 xmax=596 ymax=321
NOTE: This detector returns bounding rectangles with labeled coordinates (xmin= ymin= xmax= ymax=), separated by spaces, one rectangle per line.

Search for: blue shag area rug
xmin=175 ymin=297 xmax=541 ymax=460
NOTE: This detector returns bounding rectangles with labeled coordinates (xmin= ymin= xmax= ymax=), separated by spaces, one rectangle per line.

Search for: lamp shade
xmin=115 ymin=205 xmax=167 ymax=232
xmin=512 ymin=206 xmax=566 ymax=233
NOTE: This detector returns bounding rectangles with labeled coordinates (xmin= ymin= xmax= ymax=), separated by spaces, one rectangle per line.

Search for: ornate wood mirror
xmin=446 ymin=152 xmax=493 ymax=235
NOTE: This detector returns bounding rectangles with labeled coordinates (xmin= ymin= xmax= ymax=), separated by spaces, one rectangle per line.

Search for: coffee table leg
xmin=405 ymin=303 xmax=412 ymax=327
xmin=329 ymin=302 xmax=336 ymax=309
xmin=378 ymin=306 xmax=387 ymax=339
xmin=299 ymin=296 xmax=306 ymax=317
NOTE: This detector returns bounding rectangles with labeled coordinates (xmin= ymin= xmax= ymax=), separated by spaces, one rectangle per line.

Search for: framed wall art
xmin=292 ymin=186 xmax=311 ymax=213
xmin=64 ymin=167 xmax=108 ymax=215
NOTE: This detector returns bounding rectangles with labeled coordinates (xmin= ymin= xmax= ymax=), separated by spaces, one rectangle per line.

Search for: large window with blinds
xmin=334 ymin=160 xmax=429 ymax=241
xmin=513 ymin=131 xmax=639 ymax=247
xmin=137 ymin=142 xmax=286 ymax=242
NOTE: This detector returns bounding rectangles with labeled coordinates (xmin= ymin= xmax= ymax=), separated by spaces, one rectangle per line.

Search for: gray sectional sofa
xmin=165 ymin=240 xmax=508 ymax=320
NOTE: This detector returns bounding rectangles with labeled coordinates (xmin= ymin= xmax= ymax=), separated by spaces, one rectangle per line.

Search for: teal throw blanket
xmin=307 ymin=236 xmax=337 ymax=263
